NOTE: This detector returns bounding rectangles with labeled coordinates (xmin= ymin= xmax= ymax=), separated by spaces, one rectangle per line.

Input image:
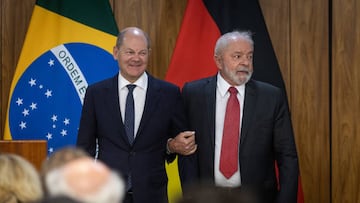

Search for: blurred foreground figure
xmin=40 ymin=146 xmax=89 ymax=195
xmin=177 ymin=182 xmax=258 ymax=203
xmin=0 ymin=153 xmax=43 ymax=203
xmin=45 ymin=157 xmax=124 ymax=203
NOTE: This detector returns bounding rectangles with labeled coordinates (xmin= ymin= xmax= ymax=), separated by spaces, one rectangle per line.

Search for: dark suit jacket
xmin=77 ymin=73 xmax=187 ymax=203
xmin=179 ymin=75 xmax=299 ymax=203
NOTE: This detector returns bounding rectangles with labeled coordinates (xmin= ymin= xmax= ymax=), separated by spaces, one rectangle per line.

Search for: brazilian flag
xmin=3 ymin=0 xmax=119 ymax=152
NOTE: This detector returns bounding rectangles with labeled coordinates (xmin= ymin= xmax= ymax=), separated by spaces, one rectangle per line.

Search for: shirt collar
xmin=217 ymin=72 xmax=245 ymax=97
xmin=118 ymin=72 xmax=148 ymax=91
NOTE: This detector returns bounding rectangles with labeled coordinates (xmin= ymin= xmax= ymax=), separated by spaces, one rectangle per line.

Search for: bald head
xmin=116 ymin=27 xmax=151 ymax=49
xmin=45 ymin=157 xmax=124 ymax=203
xmin=63 ymin=158 xmax=110 ymax=195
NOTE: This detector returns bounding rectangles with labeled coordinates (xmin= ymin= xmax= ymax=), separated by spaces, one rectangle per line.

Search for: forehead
xmin=121 ymin=33 xmax=148 ymax=49
xmin=224 ymin=38 xmax=253 ymax=53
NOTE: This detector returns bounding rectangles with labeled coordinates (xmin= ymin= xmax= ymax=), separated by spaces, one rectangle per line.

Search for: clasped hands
xmin=167 ymin=131 xmax=197 ymax=155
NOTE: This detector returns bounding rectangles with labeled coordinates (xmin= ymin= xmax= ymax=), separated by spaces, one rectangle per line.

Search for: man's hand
xmin=168 ymin=131 xmax=197 ymax=155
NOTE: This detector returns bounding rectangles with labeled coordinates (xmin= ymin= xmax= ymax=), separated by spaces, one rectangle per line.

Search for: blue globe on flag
xmin=8 ymin=43 xmax=118 ymax=154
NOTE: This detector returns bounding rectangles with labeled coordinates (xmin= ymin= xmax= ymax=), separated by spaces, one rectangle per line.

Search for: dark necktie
xmin=219 ymin=87 xmax=240 ymax=179
xmin=124 ymin=84 xmax=136 ymax=191
xmin=125 ymin=84 xmax=136 ymax=145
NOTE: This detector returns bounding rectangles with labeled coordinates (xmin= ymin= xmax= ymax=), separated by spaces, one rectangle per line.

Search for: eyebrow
xmin=122 ymin=48 xmax=148 ymax=52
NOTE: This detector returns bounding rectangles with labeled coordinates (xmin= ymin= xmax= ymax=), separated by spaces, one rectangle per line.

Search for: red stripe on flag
xmin=275 ymin=162 xmax=304 ymax=203
xmin=297 ymin=176 xmax=304 ymax=203
xmin=165 ymin=0 xmax=219 ymax=88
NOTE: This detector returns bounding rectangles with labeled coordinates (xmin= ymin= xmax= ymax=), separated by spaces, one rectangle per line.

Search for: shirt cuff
xmin=166 ymin=138 xmax=174 ymax=154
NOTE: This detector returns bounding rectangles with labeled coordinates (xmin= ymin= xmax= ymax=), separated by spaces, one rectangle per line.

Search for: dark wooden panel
xmin=259 ymin=0 xmax=291 ymax=101
xmin=112 ymin=0 xmax=187 ymax=79
xmin=332 ymin=0 xmax=360 ymax=202
xmin=290 ymin=0 xmax=330 ymax=202
xmin=1 ymin=0 xmax=36 ymax=139
xmin=0 ymin=0 xmax=2 ymax=138
xmin=0 ymin=140 xmax=47 ymax=171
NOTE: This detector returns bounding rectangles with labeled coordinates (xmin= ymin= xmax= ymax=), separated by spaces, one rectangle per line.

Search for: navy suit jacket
xmin=179 ymin=75 xmax=299 ymax=203
xmin=77 ymin=73 xmax=187 ymax=203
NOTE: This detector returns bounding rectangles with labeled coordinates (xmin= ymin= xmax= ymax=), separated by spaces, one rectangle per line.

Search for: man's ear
xmin=214 ymin=55 xmax=222 ymax=69
xmin=113 ymin=46 xmax=119 ymax=60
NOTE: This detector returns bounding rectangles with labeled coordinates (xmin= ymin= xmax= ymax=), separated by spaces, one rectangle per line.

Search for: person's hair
xmin=0 ymin=153 xmax=43 ymax=203
xmin=45 ymin=158 xmax=124 ymax=203
xmin=36 ymin=195 xmax=81 ymax=203
xmin=40 ymin=146 xmax=89 ymax=195
xmin=41 ymin=146 xmax=89 ymax=175
xmin=214 ymin=30 xmax=254 ymax=57
xmin=178 ymin=182 xmax=258 ymax=203
xmin=0 ymin=189 xmax=17 ymax=203
xmin=115 ymin=27 xmax=151 ymax=49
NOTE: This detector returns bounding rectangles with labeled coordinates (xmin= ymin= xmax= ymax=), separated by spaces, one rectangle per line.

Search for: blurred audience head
xmin=36 ymin=195 xmax=81 ymax=203
xmin=45 ymin=157 xmax=124 ymax=203
xmin=41 ymin=146 xmax=89 ymax=175
xmin=0 ymin=153 xmax=43 ymax=203
xmin=178 ymin=182 xmax=258 ymax=203
xmin=40 ymin=146 xmax=89 ymax=194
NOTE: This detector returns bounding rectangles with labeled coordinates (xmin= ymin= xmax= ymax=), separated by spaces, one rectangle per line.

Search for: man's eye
xmin=139 ymin=51 xmax=147 ymax=56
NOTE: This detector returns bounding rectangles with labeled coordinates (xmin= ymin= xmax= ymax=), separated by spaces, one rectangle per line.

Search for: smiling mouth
xmin=129 ymin=64 xmax=142 ymax=68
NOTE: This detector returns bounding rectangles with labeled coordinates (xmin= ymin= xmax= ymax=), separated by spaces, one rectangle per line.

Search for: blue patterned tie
xmin=124 ymin=84 xmax=136 ymax=191
xmin=125 ymin=84 xmax=136 ymax=145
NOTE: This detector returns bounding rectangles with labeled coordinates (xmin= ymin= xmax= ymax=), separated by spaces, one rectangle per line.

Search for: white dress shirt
xmin=118 ymin=72 xmax=148 ymax=138
xmin=214 ymin=73 xmax=245 ymax=187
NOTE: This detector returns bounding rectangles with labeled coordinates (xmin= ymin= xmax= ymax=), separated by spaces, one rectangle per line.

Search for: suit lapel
xmin=204 ymin=77 xmax=217 ymax=156
xmin=135 ymin=75 xmax=160 ymax=141
xmin=104 ymin=74 xmax=129 ymax=145
xmin=240 ymin=80 xmax=257 ymax=146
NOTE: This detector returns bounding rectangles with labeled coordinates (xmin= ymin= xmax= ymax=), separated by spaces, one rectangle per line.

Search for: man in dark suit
xmin=77 ymin=27 xmax=196 ymax=203
xmin=179 ymin=30 xmax=299 ymax=203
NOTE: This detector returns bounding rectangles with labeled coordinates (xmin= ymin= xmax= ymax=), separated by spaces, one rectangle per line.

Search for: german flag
xmin=166 ymin=0 xmax=304 ymax=202
xmin=166 ymin=0 xmax=286 ymax=91
xmin=3 ymin=0 xmax=119 ymax=154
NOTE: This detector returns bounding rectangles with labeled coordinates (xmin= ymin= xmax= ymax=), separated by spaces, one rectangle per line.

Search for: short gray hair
xmin=214 ymin=30 xmax=254 ymax=56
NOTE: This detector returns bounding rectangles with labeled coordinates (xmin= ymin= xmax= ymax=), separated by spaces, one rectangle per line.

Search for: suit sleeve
xmin=274 ymin=90 xmax=299 ymax=203
xmin=166 ymin=85 xmax=189 ymax=163
xmin=177 ymin=83 xmax=200 ymax=189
